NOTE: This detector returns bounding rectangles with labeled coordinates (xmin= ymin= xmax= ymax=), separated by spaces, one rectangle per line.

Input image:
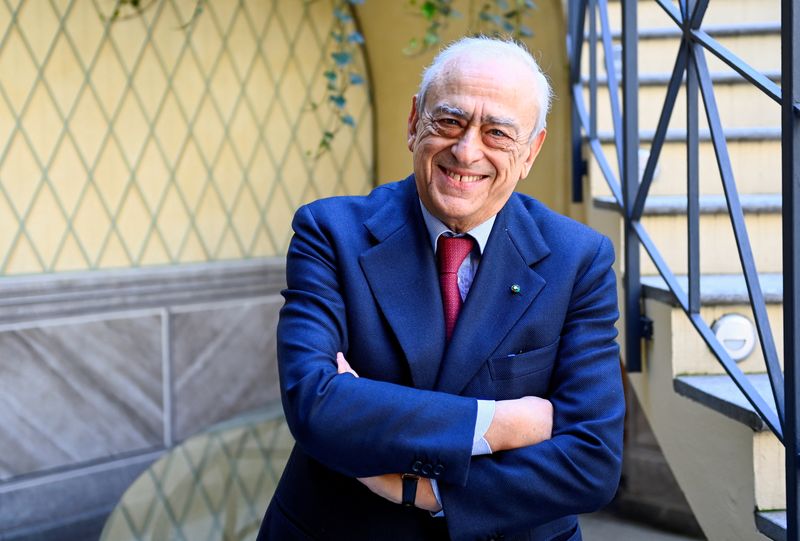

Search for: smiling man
xmin=257 ymin=36 xmax=625 ymax=541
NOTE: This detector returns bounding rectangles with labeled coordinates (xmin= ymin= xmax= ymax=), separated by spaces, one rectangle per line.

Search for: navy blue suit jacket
xmin=259 ymin=176 xmax=625 ymax=541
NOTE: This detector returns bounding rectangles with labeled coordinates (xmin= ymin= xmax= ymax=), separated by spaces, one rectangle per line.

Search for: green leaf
xmin=424 ymin=30 xmax=439 ymax=45
xmin=333 ymin=8 xmax=352 ymax=22
xmin=329 ymin=95 xmax=346 ymax=108
xmin=421 ymin=1 xmax=437 ymax=20
xmin=332 ymin=51 xmax=353 ymax=66
xmin=324 ymin=70 xmax=338 ymax=81
xmin=347 ymin=31 xmax=364 ymax=44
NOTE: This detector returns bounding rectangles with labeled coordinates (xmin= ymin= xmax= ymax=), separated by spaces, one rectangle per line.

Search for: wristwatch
xmin=401 ymin=473 xmax=420 ymax=507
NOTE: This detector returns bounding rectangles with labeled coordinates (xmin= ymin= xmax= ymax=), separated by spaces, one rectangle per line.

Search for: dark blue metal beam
xmin=621 ymin=0 xmax=640 ymax=372
xmin=694 ymin=46 xmax=785 ymax=425
xmin=686 ymin=2 xmax=700 ymax=314
xmin=569 ymin=0 xmax=585 ymax=203
xmin=781 ymin=0 xmax=800 ymax=536
xmin=632 ymin=42 xmax=687 ymax=221
xmin=654 ymin=0 xmax=683 ymax=26
xmin=692 ymin=29 xmax=785 ymax=109
xmin=598 ymin=0 xmax=624 ymax=178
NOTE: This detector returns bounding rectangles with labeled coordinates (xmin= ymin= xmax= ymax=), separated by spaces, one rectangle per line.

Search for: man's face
xmin=407 ymin=56 xmax=547 ymax=233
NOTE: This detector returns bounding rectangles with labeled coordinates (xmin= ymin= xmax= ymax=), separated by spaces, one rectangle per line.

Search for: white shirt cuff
xmin=472 ymin=399 xmax=495 ymax=455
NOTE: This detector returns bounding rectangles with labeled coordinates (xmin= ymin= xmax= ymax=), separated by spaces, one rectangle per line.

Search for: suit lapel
xmin=435 ymin=196 xmax=551 ymax=395
xmin=359 ymin=178 xmax=445 ymax=390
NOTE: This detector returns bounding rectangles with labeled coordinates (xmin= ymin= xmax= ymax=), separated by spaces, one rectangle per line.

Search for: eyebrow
xmin=431 ymin=104 xmax=520 ymax=133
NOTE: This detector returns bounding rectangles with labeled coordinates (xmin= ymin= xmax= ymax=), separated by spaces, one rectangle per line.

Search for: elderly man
xmin=257 ymin=36 xmax=625 ymax=541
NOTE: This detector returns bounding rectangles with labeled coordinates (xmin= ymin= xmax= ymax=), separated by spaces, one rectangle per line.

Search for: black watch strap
xmin=401 ymin=474 xmax=420 ymax=507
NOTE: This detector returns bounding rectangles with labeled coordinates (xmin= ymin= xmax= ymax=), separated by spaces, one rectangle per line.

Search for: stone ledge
xmin=673 ymin=373 xmax=778 ymax=432
xmin=0 ymin=258 xmax=286 ymax=324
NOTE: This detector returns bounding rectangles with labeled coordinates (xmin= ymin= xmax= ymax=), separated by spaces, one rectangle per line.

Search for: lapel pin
xmin=510 ymin=284 xmax=521 ymax=295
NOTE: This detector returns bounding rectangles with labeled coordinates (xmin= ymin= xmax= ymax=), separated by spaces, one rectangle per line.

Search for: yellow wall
xmin=0 ymin=0 xmax=373 ymax=275
xmin=355 ymin=0 xmax=579 ymax=219
xmin=0 ymin=0 xmax=577 ymax=276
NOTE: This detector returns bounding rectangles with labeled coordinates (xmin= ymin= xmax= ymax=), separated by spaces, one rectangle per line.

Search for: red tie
xmin=437 ymin=235 xmax=474 ymax=341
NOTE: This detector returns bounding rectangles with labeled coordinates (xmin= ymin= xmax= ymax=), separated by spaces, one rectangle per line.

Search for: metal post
xmin=621 ymin=0 xmax=640 ymax=372
xmin=782 ymin=0 xmax=800 ymax=537
xmin=570 ymin=0 xmax=586 ymax=203
xmin=686 ymin=0 xmax=700 ymax=314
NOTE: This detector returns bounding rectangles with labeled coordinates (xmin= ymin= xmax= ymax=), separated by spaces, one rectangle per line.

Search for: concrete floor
xmin=580 ymin=511 xmax=703 ymax=541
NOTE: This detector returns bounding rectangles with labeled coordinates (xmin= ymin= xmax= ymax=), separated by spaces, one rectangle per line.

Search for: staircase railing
xmin=566 ymin=0 xmax=798 ymax=538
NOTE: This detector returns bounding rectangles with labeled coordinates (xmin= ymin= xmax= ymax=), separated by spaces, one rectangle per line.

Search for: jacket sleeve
xmin=438 ymin=236 xmax=625 ymax=541
xmin=277 ymin=204 xmax=477 ymax=486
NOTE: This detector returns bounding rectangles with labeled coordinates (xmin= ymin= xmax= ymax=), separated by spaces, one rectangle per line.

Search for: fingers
xmin=336 ymin=352 xmax=359 ymax=377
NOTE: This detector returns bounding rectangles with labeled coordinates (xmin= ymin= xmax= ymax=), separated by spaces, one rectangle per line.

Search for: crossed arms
xmin=336 ymin=351 xmax=555 ymax=512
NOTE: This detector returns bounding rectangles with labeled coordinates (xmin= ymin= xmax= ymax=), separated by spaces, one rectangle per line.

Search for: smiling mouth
xmin=439 ymin=166 xmax=487 ymax=183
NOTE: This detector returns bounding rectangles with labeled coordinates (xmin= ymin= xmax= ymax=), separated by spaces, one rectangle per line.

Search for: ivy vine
xmin=311 ymin=0 xmax=366 ymax=159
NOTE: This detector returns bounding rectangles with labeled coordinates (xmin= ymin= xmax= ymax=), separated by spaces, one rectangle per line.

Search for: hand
xmin=484 ymin=396 xmax=553 ymax=452
xmin=336 ymin=352 xmax=359 ymax=377
xmin=357 ymin=474 xmax=442 ymax=512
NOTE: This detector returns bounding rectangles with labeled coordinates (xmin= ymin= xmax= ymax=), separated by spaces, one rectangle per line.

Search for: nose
xmin=450 ymin=127 xmax=483 ymax=165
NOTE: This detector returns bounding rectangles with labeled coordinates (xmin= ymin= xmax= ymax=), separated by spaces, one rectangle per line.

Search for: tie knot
xmin=437 ymin=235 xmax=474 ymax=274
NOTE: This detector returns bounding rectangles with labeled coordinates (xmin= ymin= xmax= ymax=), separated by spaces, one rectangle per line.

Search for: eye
xmin=433 ymin=117 xmax=464 ymax=136
xmin=487 ymin=128 xmax=508 ymax=138
xmin=438 ymin=117 xmax=461 ymax=127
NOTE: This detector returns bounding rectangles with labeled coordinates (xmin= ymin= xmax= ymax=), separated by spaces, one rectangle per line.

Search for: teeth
xmin=446 ymin=169 xmax=482 ymax=183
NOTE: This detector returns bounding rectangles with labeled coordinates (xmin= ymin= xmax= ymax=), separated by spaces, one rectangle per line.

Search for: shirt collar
xmin=419 ymin=200 xmax=496 ymax=254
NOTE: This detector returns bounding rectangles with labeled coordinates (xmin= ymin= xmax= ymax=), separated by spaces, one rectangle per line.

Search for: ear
xmin=407 ymin=95 xmax=420 ymax=152
xmin=520 ymin=129 xmax=547 ymax=179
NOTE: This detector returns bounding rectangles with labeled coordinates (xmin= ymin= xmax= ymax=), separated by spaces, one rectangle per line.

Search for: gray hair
xmin=417 ymin=35 xmax=553 ymax=139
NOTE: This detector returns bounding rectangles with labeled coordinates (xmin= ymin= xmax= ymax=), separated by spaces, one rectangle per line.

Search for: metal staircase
xmin=568 ymin=0 xmax=798 ymax=539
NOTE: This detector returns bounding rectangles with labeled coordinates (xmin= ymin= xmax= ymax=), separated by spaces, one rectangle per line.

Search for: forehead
xmin=425 ymin=56 xmax=539 ymax=126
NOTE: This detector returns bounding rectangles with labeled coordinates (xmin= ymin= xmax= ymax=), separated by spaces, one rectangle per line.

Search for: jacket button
xmin=433 ymin=464 xmax=445 ymax=476
xmin=421 ymin=463 xmax=433 ymax=475
xmin=412 ymin=460 xmax=423 ymax=473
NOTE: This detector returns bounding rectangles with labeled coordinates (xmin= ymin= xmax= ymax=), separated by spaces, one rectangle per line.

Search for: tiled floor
xmin=580 ymin=511 xmax=703 ymax=540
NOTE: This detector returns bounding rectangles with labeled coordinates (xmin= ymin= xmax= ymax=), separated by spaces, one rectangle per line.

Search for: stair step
xmin=582 ymin=31 xmax=781 ymax=76
xmin=594 ymin=193 xmax=781 ymax=216
xmin=589 ymin=82 xmax=781 ymax=132
xmin=603 ymin=22 xmax=782 ymax=40
xmin=673 ymin=373 xmax=777 ymax=431
xmin=640 ymin=273 xmax=783 ymax=306
xmin=591 ymin=139 xmax=782 ymax=197
xmin=756 ymin=510 xmax=787 ymax=541
xmin=604 ymin=0 xmax=780 ymax=35
xmin=598 ymin=126 xmax=781 ymax=143
xmin=583 ymin=70 xmax=781 ymax=87
xmin=637 ymin=273 xmax=783 ymax=375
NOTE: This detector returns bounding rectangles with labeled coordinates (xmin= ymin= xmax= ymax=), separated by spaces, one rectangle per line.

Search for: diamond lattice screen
xmin=0 ymin=0 xmax=374 ymax=274
xmin=100 ymin=409 xmax=294 ymax=541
